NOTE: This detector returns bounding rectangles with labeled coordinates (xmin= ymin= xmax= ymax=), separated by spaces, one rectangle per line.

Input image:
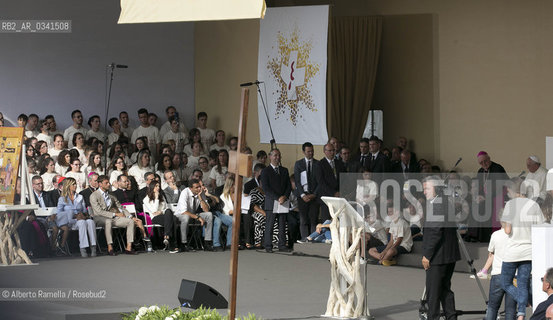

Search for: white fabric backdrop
xmin=257 ymin=5 xmax=329 ymax=145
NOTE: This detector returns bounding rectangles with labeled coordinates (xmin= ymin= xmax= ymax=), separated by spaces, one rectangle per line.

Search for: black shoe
xmin=180 ymin=244 xmax=190 ymax=252
xmin=213 ymin=246 xmax=223 ymax=252
xmin=238 ymin=244 xmax=245 ymax=250
xmin=279 ymin=247 xmax=292 ymax=252
xmin=265 ymin=248 xmax=273 ymax=253
xmin=204 ymin=244 xmax=214 ymax=252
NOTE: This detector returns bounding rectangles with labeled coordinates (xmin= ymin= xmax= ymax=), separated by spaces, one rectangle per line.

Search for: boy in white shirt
xmin=368 ymin=203 xmax=412 ymax=266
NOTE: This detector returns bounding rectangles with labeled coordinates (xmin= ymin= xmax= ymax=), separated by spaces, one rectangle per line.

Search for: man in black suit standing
xmin=315 ymin=143 xmax=345 ymax=221
xmin=529 ymin=267 xmax=553 ymax=320
xmin=294 ymin=142 xmax=320 ymax=242
xmin=367 ymin=135 xmax=390 ymax=173
xmin=340 ymin=146 xmax=362 ymax=173
xmin=357 ymin=138 xmax=371 ymax=169
xmin=392 ymin=149 xmax=419 ymax=179
xmin=422 ymin=176 xmax=461 ymax=320
xmin=261 ymin=149 xmax=292 ymax=253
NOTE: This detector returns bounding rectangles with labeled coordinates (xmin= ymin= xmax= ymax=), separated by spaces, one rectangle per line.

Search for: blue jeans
xmin=213 ymin=211 xmax=233 ymax=248
xmin=486 ymin=274 xmax=516 ymax=320
xmin=501 ymin=260 xmax=531 ymax=317
xmin=308 ymin=220 xmax=331 ymax=242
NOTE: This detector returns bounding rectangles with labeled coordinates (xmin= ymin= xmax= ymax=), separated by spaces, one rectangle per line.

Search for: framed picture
xmin=0 ymin=127 xmax=24 ymax=205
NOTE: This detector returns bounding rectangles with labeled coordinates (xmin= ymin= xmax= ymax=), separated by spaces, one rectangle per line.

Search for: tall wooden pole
xmin=228 ymin=88 xmax=251 ymax=320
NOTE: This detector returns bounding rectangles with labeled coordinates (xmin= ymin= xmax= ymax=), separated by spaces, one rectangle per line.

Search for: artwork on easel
xmin=0 ymin=127 xmax=24 ymax=205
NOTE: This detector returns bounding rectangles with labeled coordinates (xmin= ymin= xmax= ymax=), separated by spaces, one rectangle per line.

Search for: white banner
xmin=119 ymin=0 xmax=266 ymax=23
xmin=257 ymin=5 xmax=329 ymax=145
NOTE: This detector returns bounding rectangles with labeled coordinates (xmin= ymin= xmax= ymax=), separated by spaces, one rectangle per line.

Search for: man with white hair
xmin=524 ymin=155 xmax=548 ymax=202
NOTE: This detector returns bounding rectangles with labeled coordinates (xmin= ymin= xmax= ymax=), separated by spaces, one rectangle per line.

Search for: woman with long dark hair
xmin=142 ymin=181 xmax=178 ymax=252
xmin=210 ymin=150 xmax=228 ymax=191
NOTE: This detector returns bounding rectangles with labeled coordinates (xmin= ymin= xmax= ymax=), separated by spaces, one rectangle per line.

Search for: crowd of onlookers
xmin=2 ymin=106 xmax=553 ymax=318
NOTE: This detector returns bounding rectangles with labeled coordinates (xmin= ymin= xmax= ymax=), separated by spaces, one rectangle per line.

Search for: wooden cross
xmin=227 ymin=88 xmax=253 ymax=319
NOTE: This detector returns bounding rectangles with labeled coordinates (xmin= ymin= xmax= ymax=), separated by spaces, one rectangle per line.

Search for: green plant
xmin=122 ymin=305 xmax=260 ymax=320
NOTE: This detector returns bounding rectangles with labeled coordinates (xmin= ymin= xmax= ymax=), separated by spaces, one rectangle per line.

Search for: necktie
xmin=274 ymin=166 xmax=280 ymax=175
xmin=38 ymin=193 xmax=45 ymax=209
xmin=331 ymin=160 xmax=336 ymax=178
xmin=361 ymin=155 xmax=366 ymax=167
xmin=193 ymin=196 xmax=199 ymax=213
xmin=103 ymin=192 xmax=111 ymax=208
xmin=307 ymin=160 xmax=313 ymax=193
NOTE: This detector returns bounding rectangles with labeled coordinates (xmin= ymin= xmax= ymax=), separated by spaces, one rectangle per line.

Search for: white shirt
xmin=209 ymin=144 xmax=230 ymax=152
xmin=197 ymin=127 xmax=215 ymax=150
xmin=388 ymin=217 xmax=412 ymax=251
xmin=36 ymin=133 xmax=53 ymax=147
xmin=221 ymin=193 xmax=234 ymax=215
xmin=142 ymin=195 xmax=167 ymax=216
xmin=175 ymin=187 xmax=199 ymax=215
xmin=501 ymin=197 xmax=544 ymax=262
xmin=121 ymin=125 xmax=135 ymax=139
xmin=163 ymin=130 xmax=187 ymax=153
xmin=128 ymin=164 xmax=153 ymax=189
xmin=65 ymin=171 xmax=87 ymax=193
xmin=159 ymin=121 xmax=188 ymax=139
xmin=86 ymin=129 xmax=106 ymax=142
xmin=488 ymin=229 xmax=508 ymax=275
xmin=524 ymin=166 xmax=548 ymax=200
xmin=210 ymin=166 xmax=228 ymax=187
xmin=131 ymin=125 xmax=161 ymax=154
xmin=356 ymin=179 xmax=378 ymax=206
xmin=63 ymin=126 xmax=87 ymax=148
xmin=107 ymin=132 xmax=128 ymax=146
xmin=41 ymin=172 xmax=58 ymax=192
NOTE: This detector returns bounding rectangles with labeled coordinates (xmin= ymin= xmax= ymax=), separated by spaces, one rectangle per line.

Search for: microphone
xmin=518 ymin=170 xmax=526 ymax=177
xmin=240 ymin=80 xmax=263 ymax=87
xmin=107 ymin=63 xmax=128 ymax=68
xmin=453 ymin=157 xmax=462 ymax=168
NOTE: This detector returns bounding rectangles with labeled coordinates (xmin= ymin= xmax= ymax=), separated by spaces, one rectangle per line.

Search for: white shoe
xmin=324 ymin=239 xmax=332 ymax=244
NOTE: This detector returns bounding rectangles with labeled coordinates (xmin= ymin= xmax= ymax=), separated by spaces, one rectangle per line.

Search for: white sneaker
xmin=324 ymin=239 xmax=332 ymax=244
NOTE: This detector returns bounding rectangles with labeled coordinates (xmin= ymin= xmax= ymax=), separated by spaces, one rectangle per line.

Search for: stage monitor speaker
xmin=177 ymin=279 xmax=228 ymax=309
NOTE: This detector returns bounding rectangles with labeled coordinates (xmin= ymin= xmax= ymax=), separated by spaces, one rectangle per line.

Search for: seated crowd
xmin=5 ymin=107 xmax=553 ymax=320
xmin=7 ymin=109 xmax=552 ymax=262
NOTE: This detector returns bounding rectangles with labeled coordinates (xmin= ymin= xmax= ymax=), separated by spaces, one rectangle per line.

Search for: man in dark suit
xmin=529 ymin=267 xmax=553 ymax=320
xmin=261 ymin=148 xmax=292 ymax=253
xmin=475 ymin=151 xmax=509 ymax=242
xmin=367 ymin=135 xmax=390 ymax=173
xmin=79 ymin=172 xmax=99 ymax=208
xmin=294 ymin=142 xmax=320 ymax=241
xmin=113 ymin=174 xmax=137 ymax=204
xmin=340 ymin=146 xmax=362 ymax=173
xmin=422 ymin=176 xmax=461 ymax=320
xmin=357 ymin=138 xmax=371 ymax=168
xmin=392 ymin=149 xmax=419 ymax=180
xmin=315 ymin=143 xmax=345 ymax=221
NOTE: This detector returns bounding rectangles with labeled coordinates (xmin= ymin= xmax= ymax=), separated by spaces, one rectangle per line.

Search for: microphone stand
xmin=255 ymin=82 xmax=277 ymax=150
xmin=103 ymin=64 xmax=115 ymax=175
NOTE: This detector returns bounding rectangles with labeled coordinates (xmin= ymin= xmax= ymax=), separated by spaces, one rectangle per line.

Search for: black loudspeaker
xmin=177 ymin=279 xmax=228 ymax=309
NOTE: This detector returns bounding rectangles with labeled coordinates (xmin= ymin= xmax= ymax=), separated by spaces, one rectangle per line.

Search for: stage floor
xmin=0 ymin=243 xmax=502 ymax=320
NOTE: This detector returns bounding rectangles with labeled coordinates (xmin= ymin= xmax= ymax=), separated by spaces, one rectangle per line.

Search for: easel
xmin=227 ymin=88 xmax=253 ymax=320
xmin=0 ymin=144 xmax=38 ymax=265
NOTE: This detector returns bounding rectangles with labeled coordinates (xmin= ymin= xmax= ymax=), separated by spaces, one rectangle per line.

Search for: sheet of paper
xmin=300 ymin=170 xmax=308 ymax=187
xmin=241 ymin=195 xmax=251 ymax=213
xmin=273 ymin=199 xmax=290 ymax=213
xmin=122 ymin=204 xmax=136 ymax=214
